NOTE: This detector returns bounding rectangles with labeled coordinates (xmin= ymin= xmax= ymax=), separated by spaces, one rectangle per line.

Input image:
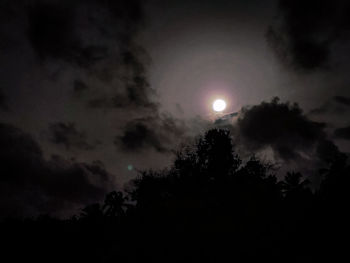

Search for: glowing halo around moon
xmin=213 ymin=99 xmax=226 ymax=112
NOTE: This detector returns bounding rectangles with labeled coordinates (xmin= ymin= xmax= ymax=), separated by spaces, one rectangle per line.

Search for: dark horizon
xmin=1 ymin=128 xmax=349 ymax=262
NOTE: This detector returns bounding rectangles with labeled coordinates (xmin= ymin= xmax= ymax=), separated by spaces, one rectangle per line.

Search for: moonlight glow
xmin=213 ymin=99 xmax=226 ymax=112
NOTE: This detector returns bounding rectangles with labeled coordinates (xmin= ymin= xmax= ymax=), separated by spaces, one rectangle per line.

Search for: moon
xmin=213 ymin=99 xmax=226 ymax=112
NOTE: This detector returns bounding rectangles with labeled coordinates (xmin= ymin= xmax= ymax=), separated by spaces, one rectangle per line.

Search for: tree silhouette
xmin=1 ymin=128 xmax=349 ymax=262
xmin=281 ymin=172 xmax=310 ymax=196
xmin=80 ymin=203 xmax=103 ymax=221
xmin=102 ymin=191 xmax=126 ymax=218
xmin=196 ymin=129 xmax=241 ymax=178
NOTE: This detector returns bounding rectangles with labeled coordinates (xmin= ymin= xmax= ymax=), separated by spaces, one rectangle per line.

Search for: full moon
xmin=213 ymin=99 xmax=226 ymax=112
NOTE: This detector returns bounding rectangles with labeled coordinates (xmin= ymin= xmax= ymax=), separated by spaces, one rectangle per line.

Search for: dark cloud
xmin=267 ymin=0 xmax=350 ymax=71
xmin=117 ymin=121 xmax=166 ymax=152
xmin=0 ymin=0 xmax=23 ymax=49
xmin=117 ymin=50 xmax=157 ymax=109
xmin=308 ymin=104 xmax=330 ymax=116
xmin=48 ymin=122 xmax=95 ymax=151
xmin=334 ymin=96 xmax=350 ymax=106
xmin=0 ymin=89 xmax=8 ymax=111
xmin=1 ymin=0 xmax=158 ymax=112
xmin=27 ymin=1 xmax=78 ymax=62
xmin=236 ymin=97 xmax=328 ymax=161
xmin=26 ymin=0 xmax=142 ymax=65
xmin=73 ymin=80 xmax=89 ymax=96
xmin=116 ymin=114 xmax=186 ymax=153
xmin=24 ymin=0 xmax=142 ymax=63
xmin=214 ymin=112 xmax=239 ymax=125
xmin=309 ymin=95 xmax=350 ymax=115
xmin=87 ymin=50 xmax=158 ymax=111
xmin=0 ymin=122 xmax=112 ymax=218
xmin=334 ymin=125 xmax=350 ymax=140
xmin=316 ymin=138 xmax=346 ymax=164
xmin=87 ymin=97 xmax=111 ymax=109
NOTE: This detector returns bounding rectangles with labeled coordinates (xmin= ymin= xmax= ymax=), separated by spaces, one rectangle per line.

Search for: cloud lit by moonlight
xmin=213 ymin=99 xmax=226 ymax=112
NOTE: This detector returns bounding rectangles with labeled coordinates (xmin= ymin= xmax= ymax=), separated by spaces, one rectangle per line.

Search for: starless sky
xmin=1 ymin=0 xmax=350 ymax=217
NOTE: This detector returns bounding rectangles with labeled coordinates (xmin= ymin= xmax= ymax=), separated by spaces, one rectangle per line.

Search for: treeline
xmin=1 ymin=129 xmax=349 ymax=262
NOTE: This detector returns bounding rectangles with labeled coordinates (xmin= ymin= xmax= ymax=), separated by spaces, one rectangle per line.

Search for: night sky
xmin=1 ymin=0 xmax=350 ymax=218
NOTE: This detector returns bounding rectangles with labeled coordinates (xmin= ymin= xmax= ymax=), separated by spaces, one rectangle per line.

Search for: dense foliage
xmin=1 ymin=129 xmax=349 ymax=262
